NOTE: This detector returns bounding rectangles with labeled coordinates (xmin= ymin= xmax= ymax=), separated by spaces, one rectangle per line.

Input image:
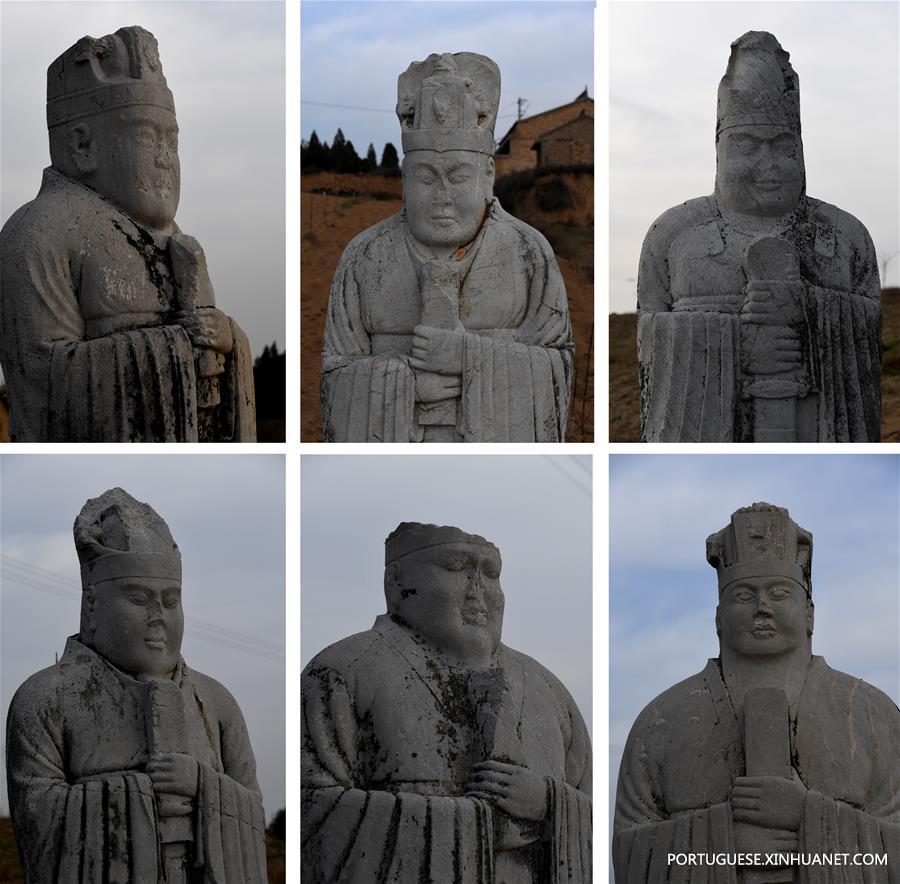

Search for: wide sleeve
xmin=613 ymin=714 xmax=737 ymax=884
xmin=458 ymin=230 xmax=573 ymax=442
xmin=6 ymin=684 xmax=160 ymax=883
xmin=321 ymin=241 xmax=418 ymax=443
xmin=193 ymin=683 xmax=269 ymax=883
xmin=302 ymin=662 xmax=495 ymax=883
xmin=545 ymin=690 xmax=592 ymax=883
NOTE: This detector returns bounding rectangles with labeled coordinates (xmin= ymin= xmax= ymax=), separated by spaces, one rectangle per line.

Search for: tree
xmin=302 ymin=129 xmax=325 ymax=170
xmin=365 ymin=143 xmax=377 ymax=173
xmin=380 ymin=142 xmax=399 ymax=171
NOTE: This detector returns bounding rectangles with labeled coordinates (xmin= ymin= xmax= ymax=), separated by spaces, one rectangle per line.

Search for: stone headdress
xmin=75 ymin=487 xmax=182 ymax=587
xmin=396 ymin=52 xmax=500 ymax=154
xmin=46 ymin=26 xmax=175 ymax=130
xmin=385 ymin=522 xmax=501 ymax=564
xmin=716 ymin=31 xmax=800 ymax=136
xmin=706 ymin=502 xmax=812 ymax=595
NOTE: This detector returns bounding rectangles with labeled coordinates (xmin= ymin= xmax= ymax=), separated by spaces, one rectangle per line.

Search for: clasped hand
xmin=732 ymin=773 xmax=807 ymax=832
xmin=145 ymin=751 xmax=199 ymax=798
xmin=174 ymin=307 xmax=234 ymax=356
xmin=409 ymin=325 xmax=465 ymax=375
xmin=465 ymin=760 xmax=548 ymax=822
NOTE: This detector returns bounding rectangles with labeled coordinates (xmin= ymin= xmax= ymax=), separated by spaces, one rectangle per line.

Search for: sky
xmin=300 ymin=0 xmax=594 ymax=162
xmin=301 ymin=454 xmax=593 ymax=735
xmin=610 ymin=1 xmax=900 ymax=312
xmin=0 ymin=454 xmax=285 ymax=820
xmin=609 ymin=453 xmax=900 ymax=831
xmin=0 ymin=1 xmax=285 ymax=365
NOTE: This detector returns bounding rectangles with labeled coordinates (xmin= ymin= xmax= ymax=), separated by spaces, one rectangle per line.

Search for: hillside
xmin=301 ymin=167 xmax=594 ymax=441
xmin=610 ymin=287 xmax=900 ymax=442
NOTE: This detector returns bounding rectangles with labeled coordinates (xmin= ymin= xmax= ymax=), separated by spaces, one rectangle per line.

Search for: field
xmin=609 ymin=287 xmax=900 ymax=442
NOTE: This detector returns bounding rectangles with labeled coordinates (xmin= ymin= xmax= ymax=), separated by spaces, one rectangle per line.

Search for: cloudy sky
xmin=610 ymin=1 xmax=900 ymax=311
xmin=0 ymin=1 xmax=285 ymax=364
xmin=301 ymin=454 xmax=593 ymax=735
xmin=301 ymin=0 xmax=594 ymax=162
xmin=0 ymin=454 xmax=285 ymax=820
xmin=610 ymin=454 xmax=900 ymax=829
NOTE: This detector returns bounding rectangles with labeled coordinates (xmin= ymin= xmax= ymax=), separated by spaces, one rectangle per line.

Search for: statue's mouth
xmin=145 ymin=635 xmax=167 ymax=648
xmin=750 ymin=620 xmax=776 ymax=636
xmin=462 ymin=606 xmax=489 ymax=625
xmin=754 ymin=180 xmax=783 ymax=193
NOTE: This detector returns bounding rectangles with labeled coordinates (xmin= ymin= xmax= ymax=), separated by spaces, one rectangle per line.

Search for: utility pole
xmin=517 ymin=97 xmax=529 ymax=121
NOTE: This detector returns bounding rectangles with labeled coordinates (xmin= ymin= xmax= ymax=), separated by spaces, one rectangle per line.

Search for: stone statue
xmin=6 ymin=488 xmax=268 ymax=882
xmin=321 ymin=53 xmax=574 ymax=442
xmin=638 ymin=32 xmax=881 ymax=442
xmin=0 ymin=27 xmax=256 ymax=442
xmin=614 ymin=503 xmax=900 ymax=882
xmin=302 ymin=522 xmax=592 ymax=881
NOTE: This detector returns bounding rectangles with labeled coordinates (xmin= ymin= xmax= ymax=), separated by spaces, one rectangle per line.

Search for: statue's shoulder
xmin=302 ymin=628 xmax=385 ymax=679
xmin=804 ymin=197 xmax=875 ymax=248
xmin=642 ymin=195 xmax=717 ymax=252
xmin=812 ymin=657 xmax=900 ymax=718
xmin=0 ymin=171 xmax=109 ymax=253
xmin=7 ymin=652 xmax=94 ymax=719
xmin=626 ymin=664 xmax=715 ymax=734
xmin=488 ymin=200 xmax=555 ymax=257
xmin=337 ymin=212 xmax=406 ymax=266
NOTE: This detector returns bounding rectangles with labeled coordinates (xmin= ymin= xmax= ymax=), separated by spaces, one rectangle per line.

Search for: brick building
xmin=495 ymin=89 xmax=593 ymax=175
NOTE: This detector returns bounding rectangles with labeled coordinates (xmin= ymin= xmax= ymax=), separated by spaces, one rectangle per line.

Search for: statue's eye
xmin=129 ymin=593 xmax=149 ymax=605
xmin=769 ymin=587 xmax=790 ymax=600
xmin=483 ymin=568 xmax=500 ymax=580
xmin=441 ymin=560 xmax=466 ymax=572
xmin=731 ymin=135 xmax=756 ymax=153
xmin=162 ymin=595 xmax=180 ymax=608
xmin=448 ymin=171 xmax=471 ymax=185
xmin=772 ymin=135 xmax=795 ymax=154
xmin=733 ymin=590 xmax=755 ymax=602
xmin=415 ymin=172 xmax=436 ymax=185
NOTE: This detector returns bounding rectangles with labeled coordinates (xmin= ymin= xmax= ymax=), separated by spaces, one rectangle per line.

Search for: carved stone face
xmin=85 ymin=576 xmax=184 ymax=679
xmin=717 ymin=574 xmax=811 ymax=658
xmin=716 ymin=124 xmax=804 ymax=217
xmin=88 ymin=105 xmax=181 ymax=232
xmin=388 ymin=540 xmax=505 ymax=660
xmin=403 ymin=150 xmax=493 ymax=249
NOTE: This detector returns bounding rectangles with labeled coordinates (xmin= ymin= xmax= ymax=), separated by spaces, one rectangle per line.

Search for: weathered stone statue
xmin=0 ymin=27 xmax=256 ymax=442
xmin=302 ymin=522 xmax=592 ymax=881
xmin=638 ymin=32 xmax=881 ymax=442
xmin=6 ymin=488 xmax=268 ymax=882
xmin=321 ymin=53 xmax=574 ymax=442
xmin=614 ymin=503 xmax=900 ymax=882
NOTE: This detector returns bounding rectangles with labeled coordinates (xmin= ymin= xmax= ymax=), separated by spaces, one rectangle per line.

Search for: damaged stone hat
xmin=396 ymin=52 xmax=500 ymax=155
xmin=385 ymin=522 xmax=501 ymax=565
xmin=75 ymin=487 xmax=182 ymax=587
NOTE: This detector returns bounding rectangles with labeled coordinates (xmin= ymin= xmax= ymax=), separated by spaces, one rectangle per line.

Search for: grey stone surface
xmin=302 ymin=522 xmax=592 ymax=881
xmin=5 ymin=488 xmax=268 ymax=883
xmin=638 ymin=32 xmax=881 ymax=442
xmin=613 ymin=503 xmax=900 ymax=882
xmin=321 ymin=53 xmax=574 ymax=442
xmin=0 ymin=27 xmax=256 ymax=442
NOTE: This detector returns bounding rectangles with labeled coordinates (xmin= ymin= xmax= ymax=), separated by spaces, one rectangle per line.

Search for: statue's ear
xmin=68 ymin=123 xmax=97 ymax=176
xmin=82 ymin=587 xmax=97 ymax=635
xmin=383 ymin=561 xmax=400 ymax=612
xmin=714 ymin=605 xmax=722 ymax=639
xmin=806 ymin=596 xmax=815 ymax=637
xmin=485 ymin=156 xmax=495 ymax=187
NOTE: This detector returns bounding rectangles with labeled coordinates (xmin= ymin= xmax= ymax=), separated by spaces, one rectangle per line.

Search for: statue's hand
xmin=409 ymin=325 xmax=465 ymax=375
xmin=414 ymin=370 xmax=461 ymax=403
xmin=175 ymin=307 xmax=234 ymax=356
xmin=732 ymin=773 xmax=807 ymax=832
xmin=146 ymin=752 xmax=199 ymax=799
xmin=741 ymin=325 xmax=803 ymax=375
xmin=742 ymin=281 xmax=804 ymax=326
xmin=465 ymin=760 xmax=548 ymax=822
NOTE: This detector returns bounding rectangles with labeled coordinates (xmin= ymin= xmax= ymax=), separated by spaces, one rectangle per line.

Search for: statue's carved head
xmin=75 ymin=488 xmax=184 ymax=679
xmin=708 ymin=502 xmax=814 ymax=658
xmin=396 ymin=53 xmax=500 ymax=251
xmin=714 ymin=32 xmax=805 ymax=218
xmin=46 ymin=26 xmax=180 ymax=232
xmin=384 ymin=522 xmax=505 ymax=663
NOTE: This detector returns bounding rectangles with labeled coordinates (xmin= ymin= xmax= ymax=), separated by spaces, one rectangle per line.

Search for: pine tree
xmin=380 ymin=142 xmax=400 ymax=171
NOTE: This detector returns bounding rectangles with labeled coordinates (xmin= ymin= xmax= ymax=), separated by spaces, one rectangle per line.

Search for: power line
xmin=541 ymin=456 xmax=592 ymax=501
xmin=1 ymin=554 xmax=284 ymax=661
xmin=302 ymin=99 xmax=394 ymax=114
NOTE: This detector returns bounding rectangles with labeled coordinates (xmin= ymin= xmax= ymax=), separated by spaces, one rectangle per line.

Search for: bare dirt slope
xmin=301 ymin=169 xmax=594 ymax=441
xmin=609 ymin=287 xmax=900 ymax=442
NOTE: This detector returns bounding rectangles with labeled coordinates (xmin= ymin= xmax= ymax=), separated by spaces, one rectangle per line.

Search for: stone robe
xmin=613 ymin=656 xmax=900 ymax=883
xmin=0 ymin=169 xmax=256 ymax=442
xmin=637 ymin=194 xmax=881 ymax=442
xmin=6 ymin=636 xmax=268 ymax=883
xmin=302 ymin=614 xmax=592 ymax=883
xmin=321 ymin=199 xmax=574 ymax=442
